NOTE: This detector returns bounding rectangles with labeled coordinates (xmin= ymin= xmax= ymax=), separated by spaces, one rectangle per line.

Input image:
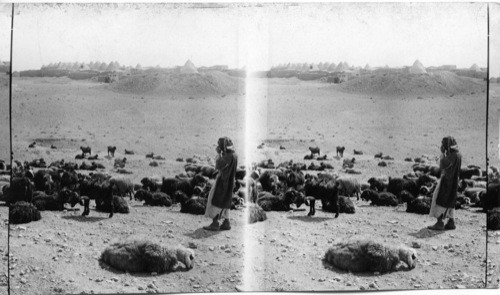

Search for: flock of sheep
xmin=0 ymin=142 xmax=499 ymax=275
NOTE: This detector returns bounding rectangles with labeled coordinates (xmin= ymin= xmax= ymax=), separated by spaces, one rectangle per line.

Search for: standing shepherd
xmin=203 ymin=137 xmax=238 ymax=231
xmin=427 ymin=136 xmax=462 ymax=231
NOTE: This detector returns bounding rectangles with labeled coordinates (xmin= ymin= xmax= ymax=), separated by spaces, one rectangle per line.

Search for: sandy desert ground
xmin=4 ymin=75 xmax=499 ymax=294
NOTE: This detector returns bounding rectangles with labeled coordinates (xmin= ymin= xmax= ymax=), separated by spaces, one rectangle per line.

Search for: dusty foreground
xmin=5 ymin=77 xmax=499 ymax=293
xmin=0 ymin=207 xmax=7 ymax=295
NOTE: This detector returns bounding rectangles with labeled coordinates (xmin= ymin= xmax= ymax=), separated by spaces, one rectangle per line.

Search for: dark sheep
xmin=235 ymin=168 xmax=246 ymax=180
xmin=141 ymin=177 xmax=160 ymax=192
xmin=88 ymin=154 xmax=99 ymax=160
xmin=336 ymin=146 xmax=345 ymax=157
xmin=109 ymin=176 xmax=134 ymax=200
xmin=374 ymin=152 xmax=383 ymax=158
xmin=309 ymin=146 xmax=321 ymax=156
xmin=455 ymin=194 xmax=470 ymax=209
xmin=304 ymin=178 xmax=339 ymax=217
xmin=4 ymin=177 xmax=33 ymax=205
xmin=381 ymin=155 xmax=394 ymax=160
xmin=29 ymin=142 xmax=36 ymax=148
xmin=180 ymin=196 xmax=207 ymax=215
xmin=360 ymin=190 xmax=398 ymax=206
xmin=199 ymin=166 xmax=217 ymax=179
xmin=9 ymin=201 xmax=42 ymax=224
xmin=61 ymin=171 xmax=79 ymax=190
xmin=92 ymin=162 xmax=105 ymax=169
xmin=482 ymin=183 xmax=500 ymax=212
xmin=338 ymin=196 xmax=355 ymax=214
xmin=367 ymin=177 xmax=386 ymax=192
xmin=257 ymin=190 xmax=301 ymax=212
xmin=406 ymin=197 xmax=431 ymax=214
xmin=258 ymin=170 xmax=281 ymax=193
xmin=114 ymin=157 xmax=127 ymax=168
xmin=79 ymin=180 xmax=115 ymax=218
xmin=124 ymin=149 xmax=135 ymax=155
xmin=96 ymin=195 xmax=129 ymax=214
xmin=404 ymin=157 xmax=413 ymax=162
xmin=378 ymin=161 xmax=387 ymax=167
xmin=317 ymin=154 xmax=328 ymax=160
xmin=460 ymin=167 xmax=481 ymax=180
xmin=342 ymin=158 xmax=355 ymax=169
xmin=286 ymin=170 xmax=305 ymax=189
xmin=146 ymin=152 xmax=154 ymax=158
xmin=387 ymin=178 xmax=419 ymax=201
xmin=33 ymin=170 xmax=54 ymax=193
xmin=107 ymin=146 xmax=117 ymax=157
xmin=75 ymin=154 xmax=85 ymax=160
xmin=134 ymin=189 xmax=153 ymax=201
xmin=80 ymin=146 xmax=91 ymax=156
xmin=304 ymin=154 xmax=314 ymax=160
xmin=32 ymin=189 xmax=81 ymax=211
xmin=399 ymin=190 xmax=415 ymax=204
xmin=353 ymin=149 xmax=363 ymax=155
xmin=487 ymin=212 xmax=500 ymax=230
xmin=143 ymin=192 xmax=172 ymax=207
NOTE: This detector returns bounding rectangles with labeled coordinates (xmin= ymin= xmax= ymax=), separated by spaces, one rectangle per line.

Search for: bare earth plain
xmin=4 ymin=76 xmax=499 ymax=294
xmin=1 ymin=74 xmax=10 ymax=295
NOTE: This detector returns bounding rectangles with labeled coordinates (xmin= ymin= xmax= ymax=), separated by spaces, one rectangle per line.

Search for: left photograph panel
xmin=0 ymin=5 xmax=11 ymax=295
xmin=8 ymin=3 xmax=247 ymax=294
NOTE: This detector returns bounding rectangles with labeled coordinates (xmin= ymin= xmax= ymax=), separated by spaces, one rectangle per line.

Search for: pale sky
xmin=0 ymin=3 xmax=491 ymax=72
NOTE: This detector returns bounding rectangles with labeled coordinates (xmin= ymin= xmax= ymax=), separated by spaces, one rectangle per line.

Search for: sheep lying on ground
xmin=387 ymin=177 xmax=419 ymax=201
xmin=248 ymin=203 xmax=267 ymax=224
xmin=9 ymin=201 xmax=42 ymax=224
xmin=114 ymin=158 xmax=127 ymax=169
xmin=257 ymin=189 xmax=304 ymax=212
xmin=367 ymin=177 xmax=387 ymax=192
xmin=88 ymin=154 xmax=99 ymax=160
xmin=406 ymin=197 xmax=431 ymax=215
xmin=360 ymin=190 xmax=398 ymax=207
xmin=4 ymin=177 xmax=33 ymax=205
xmin=101 ymin=238 xmax=194 ymax=273
xmin=325 ymin=238 xmax=417 ymax=273
xmin=32 ymin=189 xmax=81 ymax=211
xmin=180 ymin=196 xmax=207 ymax=215
xmin=141 ymin=177 xmax=160 ymax=192
xmin=144 ymin=192 xmax=172 ymax=207
xmin=124 ymin=149 xmax=135 ymax=155
xmin=337 ymin=196 xmax=356 ymax=214
xmin=96 ymin=195 xmax=130 ymax=214
xmin=342 ymin=158 xmax=355 ymax=169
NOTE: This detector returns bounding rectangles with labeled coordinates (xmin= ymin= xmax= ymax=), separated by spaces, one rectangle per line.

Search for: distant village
xmin=0 ymin=59 xmax=495 ymax=84
xmin=268 ymin=60 xmax=490 ymax=83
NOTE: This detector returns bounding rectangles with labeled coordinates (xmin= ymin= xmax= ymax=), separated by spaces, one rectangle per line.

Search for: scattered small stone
xmin=414 ymin=284 xmax=421 ymax=288
xmin=208 ymin=247 xmax=215 ymax=251
xmin=138 ymin=286 xmax=144 ymax=291
xmin=369 ymin=282 xmax=378 ymax=289
xmin=188 ymin=242 xmax=197 ymax=249
xmin=456 ymin=285 xmax=466 ymax=289
xmin=432 ymin=246 xmax=438 ymax=251
xmin=412 ymin=242 xmax=421 ymax=249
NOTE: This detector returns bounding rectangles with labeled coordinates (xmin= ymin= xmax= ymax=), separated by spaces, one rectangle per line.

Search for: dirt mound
xmin=111 ymin=70 xmax=243 ymax=97
xmin=339 ymin=71 xmax=485 ymax=97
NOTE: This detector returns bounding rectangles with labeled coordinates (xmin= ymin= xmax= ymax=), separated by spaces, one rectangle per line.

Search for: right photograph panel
xmin=245 ymin=2 xmax=490 ymax=291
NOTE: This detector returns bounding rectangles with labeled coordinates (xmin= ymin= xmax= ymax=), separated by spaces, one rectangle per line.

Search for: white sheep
xmin=101 ymin=238 xmax=194 ymax=273
xmin=325 ymin=237 xmax=417 ymax=273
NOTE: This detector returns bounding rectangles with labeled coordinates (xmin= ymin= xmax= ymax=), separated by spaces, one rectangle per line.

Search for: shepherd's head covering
xmin=442 ymin=136 xmax=458 ymax=154
xmin=218 ymin=137 xmax=234 ymax=153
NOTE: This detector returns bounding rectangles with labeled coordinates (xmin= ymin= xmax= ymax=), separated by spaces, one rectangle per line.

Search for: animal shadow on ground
xmin=408 ymin=228 xmax=446 ymax=239
xmin=61 ymin=215 xmax=109 ymax=223
xmin=98 ymin=260 xmax=191 ymax=277
xmin=185 ymin=228 xmax=222 ymax=239
xmin=287 ymin=215 xmax=334 ymax=223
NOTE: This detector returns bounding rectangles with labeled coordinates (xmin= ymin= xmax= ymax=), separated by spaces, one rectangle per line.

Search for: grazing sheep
xmin=381 ymin=155 xmax=394 ymax=160
xmin=79 ymin=180 xmax=115 ymax=218
xmin=10 ymin=201 xmax=41 ymax=224
xmin=404 ymin=157 xmax=413 ymax=162
xmin=88 ymin=154 xmax=99 ymax=160
xmin=360 ymin=190 xmax=398 ymax=207
xmin=152 ymin=155 xmax=165 ymax=160
xmin=32 ymin=189 xmax=81 ymax=211
xmin=124 ymin=149 xmax=135 ymax=155
xmin=248 ymin=203 xmax=267 ymax=224
xmin=324 ymin=238 xmax=417 ymax=273
xmin=146 ymin=152 xmax=154 ymax=158
xmin=374 ymin=152 xmax=383 ymax=158
xmin=342 ymin=158 xmax=355 ymax=169
xmin=80 ymin=146 xmax=91 ymax=156
xmin=353 ymin=149 xmax=363 ymax=155
xmin=29 ymin=142 xmax=36 ymax=148
xmin=335 ymin=176 xmax=361 ymax=200
xmin=304 ymin=154 xmax=314 ymax=160
xmin=100 ymin=238 xmax=194 ymax=273
xmin=109 ymin=176 xmax=134 ymax=200
xmin=317 ymin=154 xmax=327 ymax=160
xmin=279 ymin=145 xmax=286 ymax=150
xmin=309 ymin=146 xmax=320 ymax=156
xmin=487 ymin=212 xmax=500 ymax=230
xmin=336 ymin=146 xmax=346 ymax=157
xmin=304 ymin=178 xmax=339 ymax=217
xmin=75 ymin=154 xmax=85 ymax=160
